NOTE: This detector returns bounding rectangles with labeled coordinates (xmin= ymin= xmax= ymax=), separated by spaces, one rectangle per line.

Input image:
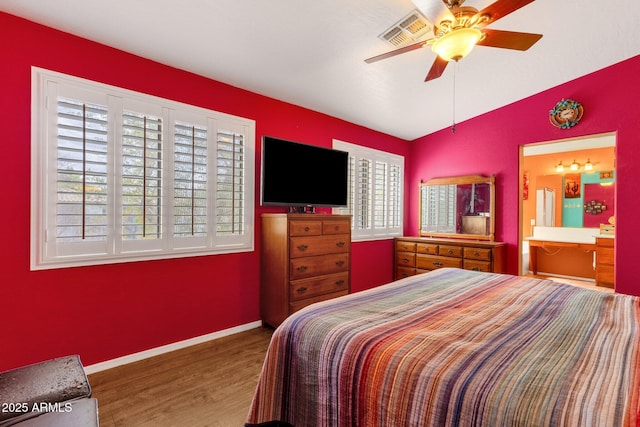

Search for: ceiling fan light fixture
xmin=432 ymin=27 xmax=482 ymax=62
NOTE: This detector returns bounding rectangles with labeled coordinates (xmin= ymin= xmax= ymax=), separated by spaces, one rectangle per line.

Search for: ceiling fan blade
xmin=364 ymin=40 xmax=430 ymax=64
xmin=425 ymin=56 xmax=449 ymax=81
xmin=477 ymin=29 xmax=542 ymax=50
xmin=475 ymin=0 xmax=535 ymax=27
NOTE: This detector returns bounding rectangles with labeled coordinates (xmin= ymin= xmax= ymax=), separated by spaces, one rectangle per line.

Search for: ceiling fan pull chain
xmin=451 ymin=61 xmax=457 ymax=134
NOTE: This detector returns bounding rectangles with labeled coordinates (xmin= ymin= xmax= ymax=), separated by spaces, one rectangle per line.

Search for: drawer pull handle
xmin=336 ymin=241 xmax=346 ymax=247
xmin=334 ymin=225 xmax=339 ymax=231
xmin=296 ymin=286 xmax=307 ymax=293
xmin=304 ymin=226 xmax=310 ymax=232
xmin=432 ymin=262 xmax=443 ymax=267
xmin=297 ymin=265 xmax=308 ymax=272
xmin=474 ymin=251 xmax=480 ymax=256
xmin=297 ymin=244 xmax=308 ymax=251
xmin=401 ymin=257 xmax=409 ymax=263
xmin=336 ymin=260 xmax=345 ymax=267
xmin=335 ymin=279 xmax=345 ymax=286
xmin=472 ymin=267 xmax=481 ymax=271
xmin=447 ymin=249 xmax=453 ymax=255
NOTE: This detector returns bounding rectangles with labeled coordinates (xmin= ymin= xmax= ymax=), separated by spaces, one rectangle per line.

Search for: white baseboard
xmin=84 ymin=320 xmax=263 ymax=375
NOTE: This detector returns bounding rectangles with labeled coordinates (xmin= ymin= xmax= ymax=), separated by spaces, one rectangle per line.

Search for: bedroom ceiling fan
xmin=365 ymin=0 xmax=543 ymax=82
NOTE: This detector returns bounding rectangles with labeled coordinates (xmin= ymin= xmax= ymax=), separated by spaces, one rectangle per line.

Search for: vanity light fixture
xmin=570 ymin=160 xmax=579 ymax=171
xmin=555 ymin=161 xmax=564 ymax=173
xmin=584 ymin=158 xmax=593 ymax=171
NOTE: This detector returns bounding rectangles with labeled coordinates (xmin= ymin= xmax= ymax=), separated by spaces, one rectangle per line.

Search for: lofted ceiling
xmin=2 ymin=0 xmax=639 ymax=140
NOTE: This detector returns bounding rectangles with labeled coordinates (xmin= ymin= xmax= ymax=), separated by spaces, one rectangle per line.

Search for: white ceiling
xmin=2 ymin=0 xmax=639 ymax=140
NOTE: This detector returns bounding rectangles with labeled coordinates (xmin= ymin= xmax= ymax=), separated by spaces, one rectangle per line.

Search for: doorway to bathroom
xmin=519 ymin=133 xmax=616 ymax=289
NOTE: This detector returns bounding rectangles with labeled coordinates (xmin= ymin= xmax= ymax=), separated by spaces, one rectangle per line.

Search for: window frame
xmin=31 ymin=67 xmax=255 ymax=270
xmin=332 ymin=140 xmax=404 ymax=241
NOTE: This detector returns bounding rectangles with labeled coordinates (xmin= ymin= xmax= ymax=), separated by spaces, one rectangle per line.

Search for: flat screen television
xmin=261 ymin=136 xmax=349 ymax=207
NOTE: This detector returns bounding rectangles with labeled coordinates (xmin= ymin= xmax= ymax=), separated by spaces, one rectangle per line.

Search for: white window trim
xmin=332 ymin=140 xmax=404 ymax=241
xmin=31 ymin=67 xmax=255 ymax=270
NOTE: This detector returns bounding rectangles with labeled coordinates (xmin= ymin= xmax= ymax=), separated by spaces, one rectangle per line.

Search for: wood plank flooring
xmin=526 ymin=274 xmax=614 ymax=293
xmin=88 ymin=327 xmax=274 ymax=427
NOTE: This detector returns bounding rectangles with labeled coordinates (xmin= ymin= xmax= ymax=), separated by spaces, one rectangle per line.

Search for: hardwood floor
xmin=88 ymin=327 xmax=274 ymax=427
xmin=526 ymin=274 xmax=614 ymax=293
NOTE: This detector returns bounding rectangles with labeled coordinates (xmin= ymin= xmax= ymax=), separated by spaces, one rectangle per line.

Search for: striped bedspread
xmin=246 ymin=268 xmax=640 ymax=427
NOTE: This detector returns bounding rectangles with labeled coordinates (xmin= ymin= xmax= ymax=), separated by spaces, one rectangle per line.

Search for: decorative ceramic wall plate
xmin=549 ymin=99 xmax=583 ymax=129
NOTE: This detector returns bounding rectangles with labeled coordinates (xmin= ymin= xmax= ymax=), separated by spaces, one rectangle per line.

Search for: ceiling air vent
xmin=381 ymin=27 xmax=411 ymax=47
xmin=379 ymin=10 xmax=433 ymax=47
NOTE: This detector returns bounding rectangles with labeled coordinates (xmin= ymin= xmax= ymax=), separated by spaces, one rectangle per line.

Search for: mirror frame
xmin=419 ymin=174 xmax=495 ymax=241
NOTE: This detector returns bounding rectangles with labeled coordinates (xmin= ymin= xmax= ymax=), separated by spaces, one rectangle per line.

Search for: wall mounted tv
xmin=261 ymin=136 xmax=349 ymax=208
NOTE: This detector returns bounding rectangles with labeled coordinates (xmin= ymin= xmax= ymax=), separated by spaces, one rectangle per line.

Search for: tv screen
xmin=261 ymin=136 xmax=349 ymax=207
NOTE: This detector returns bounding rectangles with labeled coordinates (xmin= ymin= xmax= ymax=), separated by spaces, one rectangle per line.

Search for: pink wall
xmin=0 ymin=12 xmax=406 ymax=372
xmin=409 ymin=55 xmax=640 ymax=297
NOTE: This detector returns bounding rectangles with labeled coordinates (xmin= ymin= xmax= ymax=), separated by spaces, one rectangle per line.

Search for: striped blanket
xmin=246 ymin=268 xmax=640 ymax=427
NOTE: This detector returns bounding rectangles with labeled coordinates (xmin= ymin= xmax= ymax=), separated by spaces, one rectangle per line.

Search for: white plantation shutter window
xmin=357 ymin=158 xmax=372 ymax=230
xmin=121 ymin=109 xmax=164 ymax=249
xmin=214 ymin=125 xmax=253 ymax=250
xmin=336 ymin=155 xmax=356 ymax=216
xmin=31 ymin=68 xmax=255 ymax=270
xmin=173 ymin=121 xmax=208 ymax=240
xmin=216 ymin=130 xmax=244 ymax=235
xmin=333 ymin=140 xmax=404 ymax=241
xmin=388 ymin=164 xmax=402 ymax=228
xmin=374 ymin=161 xmax=387 ymax=229
xmin=56 ymin=98 xmax=109 ymax=244
xmin=37 ymin=81 xmax=115 ymax=262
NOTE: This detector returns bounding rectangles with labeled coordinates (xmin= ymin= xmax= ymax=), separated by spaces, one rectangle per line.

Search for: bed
xmin=246 ymin=268 xmax=640 ymax=427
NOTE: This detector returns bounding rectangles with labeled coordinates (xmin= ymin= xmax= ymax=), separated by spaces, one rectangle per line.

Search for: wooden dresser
xmin=394 ymin=237 xmax=506 ymax=280
xmin=261 ymin=214 xmax=351 ymax=327
xmin=595 ymin=237 xmax=614 ymax=288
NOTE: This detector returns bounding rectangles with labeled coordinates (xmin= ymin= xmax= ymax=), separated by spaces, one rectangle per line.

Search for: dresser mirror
xmin=419 ymin=174 xmax=495 ymax=241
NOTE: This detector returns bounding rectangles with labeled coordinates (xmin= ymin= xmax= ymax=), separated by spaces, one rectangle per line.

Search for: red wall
xmin=409 ymin=55 xmax=640 ymax=297
xmin=0 ymin=12 xmax=407 ymax=372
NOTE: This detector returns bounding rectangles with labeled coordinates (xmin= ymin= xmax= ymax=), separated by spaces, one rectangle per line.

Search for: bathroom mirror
xmin=419 ymin=174 xmax=495 ymax=241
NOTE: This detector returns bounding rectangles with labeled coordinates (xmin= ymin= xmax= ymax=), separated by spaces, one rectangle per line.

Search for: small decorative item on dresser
xmin=600 ymin=215 xmax=615 ymax=235
xmin=549 ymin=98 xmax=583 ymax=129
xmin=600 ymin=224 xmax=615 ymax=235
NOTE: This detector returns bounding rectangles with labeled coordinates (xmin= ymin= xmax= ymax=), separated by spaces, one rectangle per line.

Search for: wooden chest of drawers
xmin=261 ymin=214 xmax=351 ymax=327
xmin=394 ymin=237 xmax=506 ymax=280
xmin=595 ymin=237 xmax=614 ymax=288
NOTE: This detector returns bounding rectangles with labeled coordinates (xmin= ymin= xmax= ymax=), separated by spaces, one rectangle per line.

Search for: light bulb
xmin=584 ymin=159 xmax=593 ymax=171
